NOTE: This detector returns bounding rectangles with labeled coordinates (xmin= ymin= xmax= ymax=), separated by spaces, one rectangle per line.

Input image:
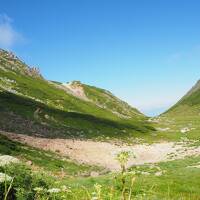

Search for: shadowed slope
xmin=0 ymin=49 xmax=154 ymax=140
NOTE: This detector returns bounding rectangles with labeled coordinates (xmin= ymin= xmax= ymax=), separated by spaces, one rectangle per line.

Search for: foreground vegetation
xmin=1 ymin=134 xmax=200 ymax=199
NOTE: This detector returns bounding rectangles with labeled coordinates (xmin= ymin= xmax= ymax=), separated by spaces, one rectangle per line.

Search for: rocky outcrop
xmin=62 ymin=81 xmax=90 ymax=101
xmin=0 ymin=49 xmax=42 ymax=78
xmin=27 ymin=67 xmax=42 ymax=78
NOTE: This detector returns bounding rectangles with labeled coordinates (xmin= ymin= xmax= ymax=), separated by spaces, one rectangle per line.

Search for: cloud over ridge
xmin=0 ymin=14 xmax=24 ymax=49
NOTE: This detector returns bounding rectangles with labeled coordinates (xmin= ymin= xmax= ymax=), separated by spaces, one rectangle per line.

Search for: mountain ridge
xmin=164 ymin=79 xmax=200 ymax=116
xmin=0 ymin=49 xmax=153 ymax=141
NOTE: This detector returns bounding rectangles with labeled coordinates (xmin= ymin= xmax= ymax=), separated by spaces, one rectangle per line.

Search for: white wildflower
xmin=48 ymin=188 xmax=61 ymax=193
xmin=0 ymin=155 xmax=19 ymax=166
xmin=61 ymin=185 xmax=70 ymax=192
xmin=34 ymin=187 xmax=44 ymax=192
xmin=0 ymin=173 xmax=12 ymax=183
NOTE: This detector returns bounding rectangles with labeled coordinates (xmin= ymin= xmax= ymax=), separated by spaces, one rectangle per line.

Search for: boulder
xmin=26 ymin=160 xmax=33 ymax=166
xmin=180 ymin=127 xmax=190 ymax=133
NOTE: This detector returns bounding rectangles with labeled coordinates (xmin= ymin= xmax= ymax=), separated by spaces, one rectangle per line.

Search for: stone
xmin=155 ymin=171 xmax=163 ymax=176
xmin=26 ymin=160 xmax=33 ymax=166
xmin=90 ymin=171 xmax=99 ymax=177
xmin=180 ymin=127 xmax=190 ymax=133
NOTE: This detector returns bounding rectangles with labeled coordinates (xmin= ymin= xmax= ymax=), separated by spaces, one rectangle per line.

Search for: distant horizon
xmin=1 ymin=0 xmax=200 ymax=116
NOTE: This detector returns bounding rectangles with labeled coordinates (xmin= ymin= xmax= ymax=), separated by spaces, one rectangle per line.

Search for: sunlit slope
xmin=152 ymin=80 xmax=200 ymax=142
xmin=164 ymin=80 xmax=200 ymax=117
xmin=0 ymin=49 xmax=154 ymax=140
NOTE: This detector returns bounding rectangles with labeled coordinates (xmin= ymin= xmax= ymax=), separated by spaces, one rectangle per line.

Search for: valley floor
xmin=1 ymin=130 xmax=200 ymax=171
xmin=1 ymin=130 xmax=200 ymax=199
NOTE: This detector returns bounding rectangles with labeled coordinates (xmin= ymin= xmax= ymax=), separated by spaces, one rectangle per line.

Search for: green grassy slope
xmin=0 ymin=49 xmax=154 ymax=140
xmin=83 ymin=83 xmax=143 ymax=119
xmin=164 ymin=79 xmax=200 ymax=116
xmin=150 ymin=80 xmax=200 ymax=142
xmin=161 ymin=80 xmax=200 ymax=132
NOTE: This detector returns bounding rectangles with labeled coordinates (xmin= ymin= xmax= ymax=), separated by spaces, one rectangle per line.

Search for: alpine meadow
xmin=1 ymin=1 xmax=200 ymax=200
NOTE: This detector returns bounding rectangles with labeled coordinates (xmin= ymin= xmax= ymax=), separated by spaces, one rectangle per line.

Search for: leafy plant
xmin=116 ymin=151 xmax=135 ymax=200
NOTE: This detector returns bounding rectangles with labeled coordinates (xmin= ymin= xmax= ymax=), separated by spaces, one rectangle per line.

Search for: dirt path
xmin=1 ymin=131 xmax=200 ymax=171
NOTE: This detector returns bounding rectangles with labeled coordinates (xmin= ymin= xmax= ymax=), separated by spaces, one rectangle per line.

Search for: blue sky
xmin=0 ymin=0 xmax=200 ymax=116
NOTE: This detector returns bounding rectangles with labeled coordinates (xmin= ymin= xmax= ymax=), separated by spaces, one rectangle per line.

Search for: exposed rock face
xmin=62 ymin=81 xmax=89 ymax=101
xmin=0 ymin=49 xmax=42 ymax=78
xmin=0 ymin=49 xmax=18 ymax=60
xmin=27 ymin=67 xmax=42 ymax=78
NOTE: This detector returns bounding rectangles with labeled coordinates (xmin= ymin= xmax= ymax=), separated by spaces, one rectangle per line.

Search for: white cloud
xmin=0 ymin=14 xmax=24 ymax=49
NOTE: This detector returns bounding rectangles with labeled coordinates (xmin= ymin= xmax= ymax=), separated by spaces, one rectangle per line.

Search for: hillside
xmin=164 ymin=80 xmax=200 ymax=117
xmin=150 ymin=80 xmax=200 ymax=142
xmin=57 ymin=80 xmax=142 ymax=119
xmin=0 ymin=49 xmax=153 ymax=140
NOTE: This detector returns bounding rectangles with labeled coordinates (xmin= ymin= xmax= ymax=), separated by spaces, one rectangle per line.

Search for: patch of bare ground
xmin=1 ymin=131 xmax=200 ymax=171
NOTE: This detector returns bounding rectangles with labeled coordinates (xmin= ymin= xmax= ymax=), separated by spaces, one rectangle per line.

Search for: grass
xmin=0 ymin=90 xmax=154 ymax=141
xmin=2 ymin=154 xmax=200 ymax=199
xmin=149 ymin=103 xmax=200 ymax=143
xmin=59 ymin=156 xmax=200 ymax=199
xmin=128 ymin=156 xmax=200 ymax=199
xmin=83 ymin=83 xmax=142 ymax=118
